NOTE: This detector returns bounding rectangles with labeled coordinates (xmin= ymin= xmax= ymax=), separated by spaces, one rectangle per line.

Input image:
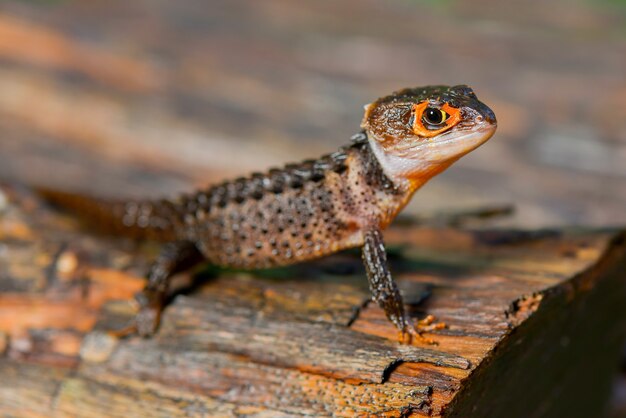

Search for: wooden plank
xmin=0 ymin=184 xmax=625 ymax=416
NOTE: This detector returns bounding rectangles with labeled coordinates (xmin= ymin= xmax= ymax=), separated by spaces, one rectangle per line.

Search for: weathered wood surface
xmin=1 ymin=185 xmax=625 ymax=417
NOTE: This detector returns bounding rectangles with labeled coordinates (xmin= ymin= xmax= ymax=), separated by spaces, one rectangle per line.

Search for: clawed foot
xmin=107 ymin=292 xmax=163 ymax=339
xmin=398 ymin=314 xmax=447 ymax=345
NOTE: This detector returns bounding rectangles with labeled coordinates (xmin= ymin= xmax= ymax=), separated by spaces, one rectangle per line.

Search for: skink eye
xmin=423 ymin=107 xmax=449 ymax=126
xmin=411 ymin=102 xmax=460 ymax=137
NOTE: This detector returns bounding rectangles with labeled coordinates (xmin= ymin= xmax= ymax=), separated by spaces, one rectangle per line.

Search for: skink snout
xmin=476 ymin=102 xmax=497 ymax=125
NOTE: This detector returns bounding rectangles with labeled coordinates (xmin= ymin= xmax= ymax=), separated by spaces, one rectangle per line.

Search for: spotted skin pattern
xmin=40 ymin=85 xmax=497 ymax=342
xmin=180 ymin=135 xmax=398 ymax=269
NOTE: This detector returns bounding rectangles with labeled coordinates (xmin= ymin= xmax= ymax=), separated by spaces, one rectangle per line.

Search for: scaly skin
xmin=40 ymin=85 xmax=497 ymax=343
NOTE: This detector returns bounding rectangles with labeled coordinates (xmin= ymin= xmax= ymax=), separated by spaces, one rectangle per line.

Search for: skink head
xmin=361 ymin=85 xmax=497 ymax=188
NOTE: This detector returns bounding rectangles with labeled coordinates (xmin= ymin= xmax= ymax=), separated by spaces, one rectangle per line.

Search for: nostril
xmin=482 ymin=107 xmax=497 ymax=124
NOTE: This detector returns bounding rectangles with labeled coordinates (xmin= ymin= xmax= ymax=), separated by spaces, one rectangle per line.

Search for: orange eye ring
xmin=411 ymin=102 xmax=461 ymax=138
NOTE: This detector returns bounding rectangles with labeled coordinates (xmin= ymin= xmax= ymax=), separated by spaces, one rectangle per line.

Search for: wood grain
xmin=0 ymin=185 xmax=624 ymax=417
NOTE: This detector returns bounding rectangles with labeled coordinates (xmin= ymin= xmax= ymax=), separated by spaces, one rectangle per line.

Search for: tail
xmin=36 ymin=187 xmax=180 ymax=241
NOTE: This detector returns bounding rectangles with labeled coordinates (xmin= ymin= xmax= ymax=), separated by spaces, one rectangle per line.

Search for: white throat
xmin=366 ymin=134 xmax=435 ymax=187
xmin=366 ymin=125 xmax=495 ymax=188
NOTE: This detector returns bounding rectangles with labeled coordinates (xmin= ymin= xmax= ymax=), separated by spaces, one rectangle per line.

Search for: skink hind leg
xmin=362 ymin=229 xmax=444 ymax=344
xmin=111 ymin=240 xmax=205 ymax=338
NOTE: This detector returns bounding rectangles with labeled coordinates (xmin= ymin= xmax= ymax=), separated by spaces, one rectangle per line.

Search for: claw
xmin=398 ymin=314 xmax=447 ymax=345
xmin=417 ymin=314 xmax=447 ymax=332
xmin=135 ymin=304 xmax=162 ymax=337
xmin=107 ymin=323 xmax=138 ymax=339
xmin=106 ymin=300 xmax=162 ymax=339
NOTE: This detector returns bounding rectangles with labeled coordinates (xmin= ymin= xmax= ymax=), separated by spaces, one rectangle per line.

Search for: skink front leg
xmin=362 ymin=228 xmax=442 ymax=344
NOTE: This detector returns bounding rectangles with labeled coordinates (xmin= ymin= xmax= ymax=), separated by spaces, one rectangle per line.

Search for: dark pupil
xmin=424 ymin=108 xmax=443 ymax=125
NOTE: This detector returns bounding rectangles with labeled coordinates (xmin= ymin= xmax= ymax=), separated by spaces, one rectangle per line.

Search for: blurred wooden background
xmin=0 ymin=0 xmax=624 ymax=227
